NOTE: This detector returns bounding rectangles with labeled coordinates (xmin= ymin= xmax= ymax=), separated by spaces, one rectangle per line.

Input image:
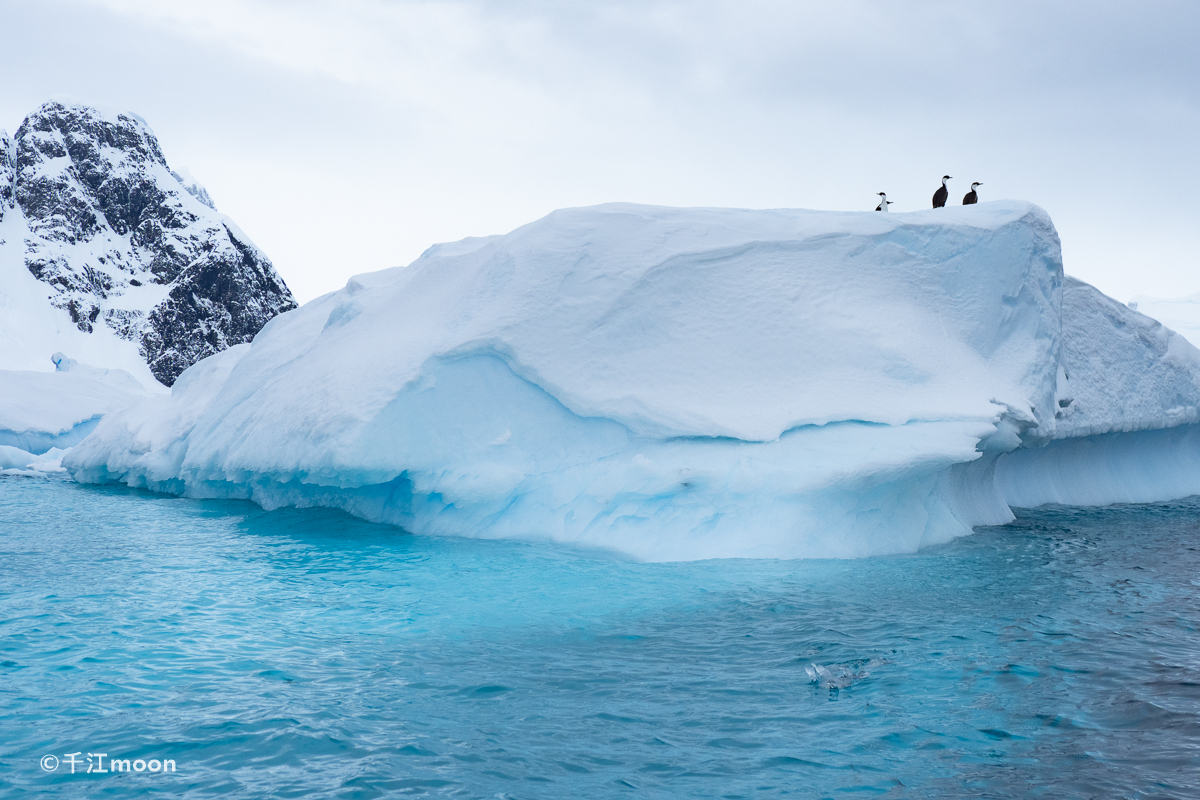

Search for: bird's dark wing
xmin=962 ymin=191 xmax=977 ymax=205
xmin=932 ymin=187 xmax=948 ymax=208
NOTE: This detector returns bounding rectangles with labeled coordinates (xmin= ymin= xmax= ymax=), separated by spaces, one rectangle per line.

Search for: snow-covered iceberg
xmin=64 ymin=201 xmax=1200 ymax=559
xmin=1 ymin=353 xmax=154 ymax=472
xmin=992 ymin=276 xmax=1200 ymax=509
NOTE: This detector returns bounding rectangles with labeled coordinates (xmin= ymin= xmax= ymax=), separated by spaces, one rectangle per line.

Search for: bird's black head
xmin=943 ymin=175 xmax=952 ymax=180
xmin=877 ymin=192 xmax=885 ymax=195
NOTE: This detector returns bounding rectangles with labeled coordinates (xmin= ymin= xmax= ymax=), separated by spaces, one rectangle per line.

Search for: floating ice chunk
xmin=0 ymin=445 xmax=68 ymax=474
xmin=0 ymin=444 xmax=36 ymax=470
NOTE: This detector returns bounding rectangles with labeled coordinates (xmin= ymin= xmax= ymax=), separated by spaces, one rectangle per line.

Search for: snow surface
xmin=63 ymin=201 xmax=1200 ymax=560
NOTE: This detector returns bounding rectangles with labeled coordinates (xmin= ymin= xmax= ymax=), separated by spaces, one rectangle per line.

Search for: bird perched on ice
xmin=962 ymin=182 xmax=981 ymax=205
xmin=875 ymin=192 xmax=893 ymax=211
xmin=932 ymin=175 xmax=951 ymax=208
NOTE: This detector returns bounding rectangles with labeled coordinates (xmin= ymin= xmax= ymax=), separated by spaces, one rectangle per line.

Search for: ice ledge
xmin=997 ymin=424 xmax=1200 ymax=509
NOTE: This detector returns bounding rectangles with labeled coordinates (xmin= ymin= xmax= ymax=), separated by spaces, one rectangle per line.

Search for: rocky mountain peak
xmin=16 ymin=101 xmax=170 ymax=242
xmin=3 ymin=99 xmax=297 ymax=386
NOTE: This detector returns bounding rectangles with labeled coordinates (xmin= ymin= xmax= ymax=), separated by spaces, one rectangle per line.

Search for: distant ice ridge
xmin=0 ymin=352 xmax=154 ymax=473
xmin=64 ymin=201 xmax=1200 ymax=560
xmin=1128 ymin=291 xmax=1200 ymax=351
xmin=1056 ymin=276 xmax=1200 ymax=437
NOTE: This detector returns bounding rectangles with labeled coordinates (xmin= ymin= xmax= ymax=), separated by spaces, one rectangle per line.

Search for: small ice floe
xmin=804 ymin=658 xmax=886 ymax=690
xmin=0 ymin=445 xmax=70 ymax=476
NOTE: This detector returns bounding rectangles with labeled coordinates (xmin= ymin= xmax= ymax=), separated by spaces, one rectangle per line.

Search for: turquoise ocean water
xmin=1 ymin=476 xmax=1198 ymax=798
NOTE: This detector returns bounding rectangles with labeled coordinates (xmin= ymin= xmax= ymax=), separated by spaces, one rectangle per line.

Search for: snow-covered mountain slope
xmin=0 ymin=99 xmax=296 ymax=386
xmin=0 ymin=131 xmax=14 ymax=220
xmin=0 ymin=213 xmax=161 ymax=387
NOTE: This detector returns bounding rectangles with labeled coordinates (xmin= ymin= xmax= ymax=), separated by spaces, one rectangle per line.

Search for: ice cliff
xmin=992 ymin=276 xmax=1200 ymax=510
xmin=64 ymin=202 xmax=1200 ymax=560
xmin=0 ymin=99 xmax=296 ymax=386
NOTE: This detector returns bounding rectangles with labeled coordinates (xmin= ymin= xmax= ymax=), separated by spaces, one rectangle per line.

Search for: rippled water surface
xmin=2 ymin=477 xmax=1199 ymax=798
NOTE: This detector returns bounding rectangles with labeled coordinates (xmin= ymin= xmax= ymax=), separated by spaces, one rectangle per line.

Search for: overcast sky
xmin=2 ymin=0 xmax=1198 ymax=304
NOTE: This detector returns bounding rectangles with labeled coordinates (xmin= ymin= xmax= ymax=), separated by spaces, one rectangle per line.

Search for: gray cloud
xmin=3 ymin=0 xmax=1197 ymax=302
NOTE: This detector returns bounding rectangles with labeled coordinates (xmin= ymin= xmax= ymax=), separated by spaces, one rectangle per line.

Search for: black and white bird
xmin=962 ymin=182 xmax=982 ymax=205
xmin=932 ymin=175 xmax=951 ymax=208
xmin=875 ymin=192 xmax=893 ymax=211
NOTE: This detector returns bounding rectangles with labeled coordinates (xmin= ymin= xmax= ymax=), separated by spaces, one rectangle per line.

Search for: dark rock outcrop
xmin=0 ymin=131 xmax=14 ymax=222
xmin=6 ymin=100 xmax=296 ymax=385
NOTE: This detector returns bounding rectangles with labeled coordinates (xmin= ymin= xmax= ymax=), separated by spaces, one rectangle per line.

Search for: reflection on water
xmin=2 ymin=477 xmax=1199 ymax=798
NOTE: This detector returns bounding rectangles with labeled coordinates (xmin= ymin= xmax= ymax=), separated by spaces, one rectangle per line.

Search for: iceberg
xmin=64 ymin=201 xmax=1200 ymax=560
xmin=0 ymin=353 xmax=154 ymax=471
xmin=992 ymin=276 xmax=1200 ymax=509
